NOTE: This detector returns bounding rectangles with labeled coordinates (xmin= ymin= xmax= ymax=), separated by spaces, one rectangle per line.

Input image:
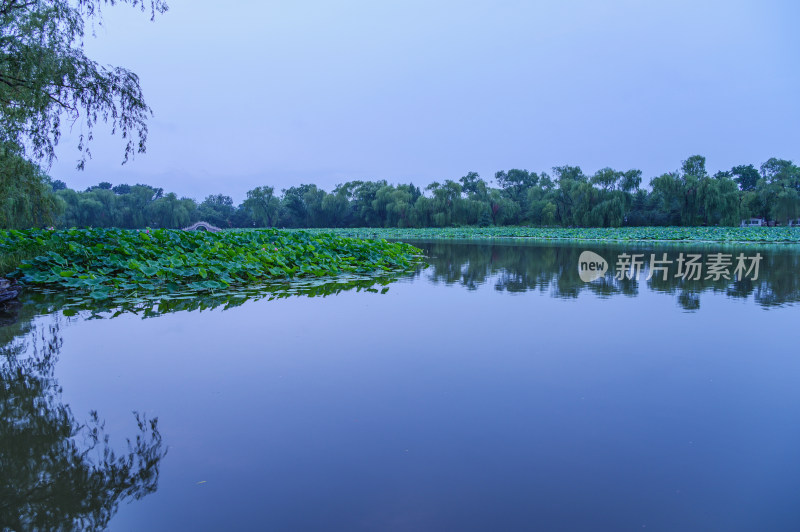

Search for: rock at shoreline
xmin=0 ymin=278 xmax=21 ymax=304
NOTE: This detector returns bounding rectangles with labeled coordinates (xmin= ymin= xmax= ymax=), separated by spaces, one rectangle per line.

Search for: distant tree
xmin=760 ymin=158 xmax=796 ymax=184
xmin=15 ymin=158 xmax=800 ymax=230
xmin=551 ymin=166 xmax=587 ymax=225
xmin=112 ymin=185 xmax=159 ymax=227
xmin=731 ymin=164 xmax=759 ymax=192
xmin=495 ymin=169 xmax=538 ymax=204
xmin=322 ymin=186 xmax=354 ymax=227
xmin=146 ymin=192 xmax=191 ymax=228
xmin=459 ymin=172 xmax=486 ymax=197
xmin=552 ymin=165 xmax=587 ymax=183
xmin=698 ymin=173 xmax=740 ymax=225
xmin=526 ymin=186 xmax=558 ymax=225
xmin=0 ymin=142 xmax=62 ymax=228
xmin=243 ymin=186 xmax=280 ymax=227
xmin=771 ymin=188 xmax=800 ymax=224
xmin=279 ymin=185 xmax=316 ymax=227
xmin=477 ymin=208 xmax=492 ymax=227
xmin=198 ymin=194 xmax=234 ymax=227
xmin=758 ymin=158 xmax=800 ymax=223
xmin=538 ymin=172 xmax=556 ymax=191
xmin=144 ymin=185 xmax=165 ymax=200
xmin=373 ymin=185 xmax=413 ymax=227
xmin=352 ymin=181 xmax=387 ymax=227
xmin=590 ymin=168 xmax=621 ymax=191
xmin=487 ymin=188 xmax=520 ymax=226
xmin=626 ymin=189 xmax=669 ymax=226
xmin=650 ymin=172 xmax=685 ymax=225
xmin=619 ymin=169 xmax=642 ymax=193
xmin=425 ymin=180 xmax=470 ymax=226
xmin=303 ymin=185 xmax=327 ymax=227
xmin=681 ymin=155 xmax=708 ymax=179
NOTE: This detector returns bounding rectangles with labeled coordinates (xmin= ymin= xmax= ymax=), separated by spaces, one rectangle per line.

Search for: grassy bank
xmin=296 ymin=226 xmax=800 ymax=244
xmin=0 ymin=231 xmax=58 ymax=276
xmin=0 ymin=245 xmax=53 ymax=277
xmin=0 ymin=228 xmax=422 ymax=301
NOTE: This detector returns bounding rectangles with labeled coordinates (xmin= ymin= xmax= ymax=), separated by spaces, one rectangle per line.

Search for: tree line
xmin=3 ymin=154 xmax=800 ymax=229
xmin=3 ymin=4 xmax=799 ymax=231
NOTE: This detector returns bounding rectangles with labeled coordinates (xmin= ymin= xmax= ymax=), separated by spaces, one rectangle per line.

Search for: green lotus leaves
xmin=0 ymin=228 xmax=423 ymax=302
xmin=297 ymin=226 xmax=800 ymax=243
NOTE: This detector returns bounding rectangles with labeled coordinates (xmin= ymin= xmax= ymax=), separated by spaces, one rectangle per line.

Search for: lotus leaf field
xmin=3 ymin=226 xmax=799 ymax=305
xmin=299 ymin=226 xmax=800 ymax=243
xmin=0 ymin=228 xmax=423 ymax=302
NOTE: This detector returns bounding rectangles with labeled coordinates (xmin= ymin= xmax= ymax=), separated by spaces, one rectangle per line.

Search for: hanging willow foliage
xmin=0 ymin=0 xmax=168 ymax=167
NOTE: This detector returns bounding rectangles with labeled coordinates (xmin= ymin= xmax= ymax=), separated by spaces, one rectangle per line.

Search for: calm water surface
xmin=2 ymin=240 xmax=800 ymax=531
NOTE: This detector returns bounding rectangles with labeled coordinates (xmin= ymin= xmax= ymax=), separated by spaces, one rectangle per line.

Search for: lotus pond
xmin=0 ymin=228 xmax=422 ymax=305
xmin=2 ymin=236 xmax=800 ymax=531
xmin=300 ymin=226 xmax=800 ymax=243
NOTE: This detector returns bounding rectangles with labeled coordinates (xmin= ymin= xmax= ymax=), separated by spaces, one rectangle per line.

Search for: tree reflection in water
xmin=0 ymin=242 xmax=796 ymax=526
xmin=0 ymin=323 xmax=165 ymax=531
xmin=415 ymin=240 xmax=800 ymax=310
xmin=0 ymin=273 xmax=415 ymax=529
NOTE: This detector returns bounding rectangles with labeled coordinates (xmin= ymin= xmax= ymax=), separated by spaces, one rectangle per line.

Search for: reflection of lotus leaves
xmin=1 ymin=272 xmax=413 ymax=327
xmin=578 ymin=251 xmax=608 ymax=282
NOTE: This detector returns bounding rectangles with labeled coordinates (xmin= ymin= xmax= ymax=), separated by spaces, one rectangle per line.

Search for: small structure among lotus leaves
xmin=740 ymin=218 xmax=766 ymax=228
xmin=184 ymin=221 xmax=222 ymax=233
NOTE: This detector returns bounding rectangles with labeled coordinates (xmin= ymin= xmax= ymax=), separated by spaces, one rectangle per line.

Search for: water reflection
xmin=0 ymin=274 xmax=416 ymax=369
xmin=0 ymin=323 xmax=166 ymax=530
xmin=413 ymin=240 xmax=800 ymax=310
xmin=1 ymin=240 xmax=798 ymax=530
xmin=26 ymin=273 xmax=406 ymax=320
xmin=0 ymin=272 xmax=412 ymax=529
xmin=2 ymin=241 xmax=797 ymax=332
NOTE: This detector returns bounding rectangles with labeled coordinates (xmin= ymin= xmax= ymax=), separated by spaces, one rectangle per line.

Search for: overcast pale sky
xmin=50 ymin=0 xmax=800 ymax=202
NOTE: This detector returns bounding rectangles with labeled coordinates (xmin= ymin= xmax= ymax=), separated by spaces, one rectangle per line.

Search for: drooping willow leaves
xmin=0 ymin=0 xmax=168 ymax=167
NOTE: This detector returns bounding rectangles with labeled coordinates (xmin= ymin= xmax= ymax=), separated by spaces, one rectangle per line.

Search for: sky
xmin=49 ymin=0 xmax=800 ymax=203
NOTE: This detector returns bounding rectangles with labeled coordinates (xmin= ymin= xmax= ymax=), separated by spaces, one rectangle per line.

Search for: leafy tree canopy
xmin=731 ymin=164 xmax=759 ymax=192
xmin=0 ymin=0 xmax=168 ymax=167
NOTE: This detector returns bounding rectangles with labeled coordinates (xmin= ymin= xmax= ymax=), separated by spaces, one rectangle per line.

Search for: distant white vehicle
xmin=788 ymin=219 xmax=800 ymax=227
xmin=740 ymin=218 xmax=766 ymax=227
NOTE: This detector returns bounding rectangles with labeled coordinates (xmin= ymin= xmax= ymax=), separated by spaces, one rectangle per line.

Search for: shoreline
xmin=294 ymin=227 xmax=800 ymax=245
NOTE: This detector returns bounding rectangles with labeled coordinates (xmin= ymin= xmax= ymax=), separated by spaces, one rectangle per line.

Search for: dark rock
xmin=0 ymin=278 xmax=21 ymax=304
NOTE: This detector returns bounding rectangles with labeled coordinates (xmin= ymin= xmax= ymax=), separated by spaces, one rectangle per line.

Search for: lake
xmin=2 ymin=239 xmax=800 ymax=531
